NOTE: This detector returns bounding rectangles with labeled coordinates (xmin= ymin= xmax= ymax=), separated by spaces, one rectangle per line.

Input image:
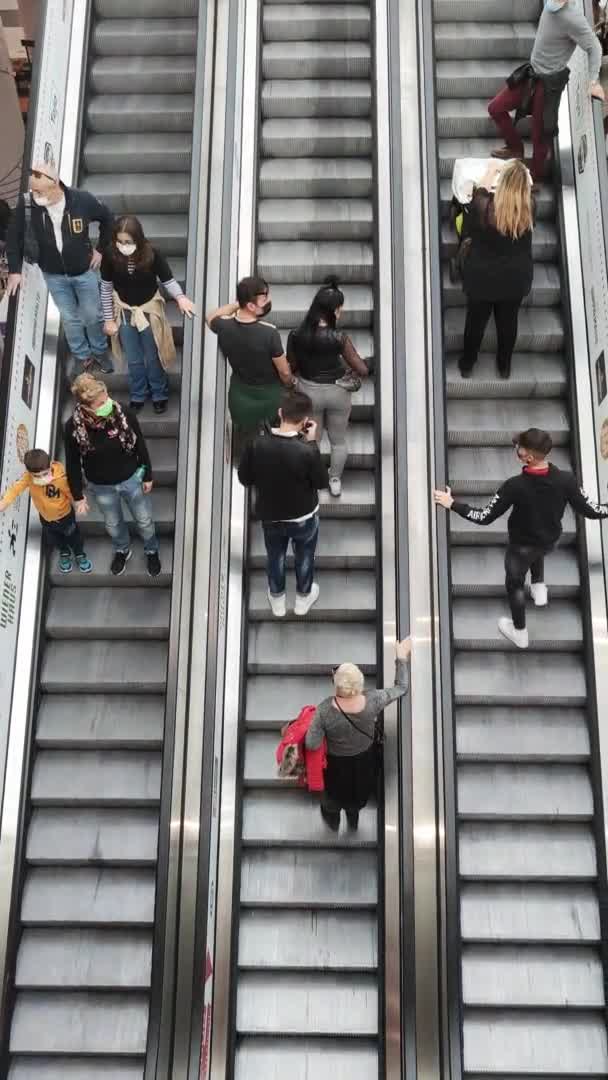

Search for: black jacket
xmin=462 ymin=188 xmax=534 ymax=303
xmin=238 ymin=430 xmax=329 ymax=521
xmin=64 ymin=407 xmax=152 ymax=501
xmin=6 ymin=184 xmax=113 ymax=276
xmin=451 ymin=463 xmax=608 ymax=547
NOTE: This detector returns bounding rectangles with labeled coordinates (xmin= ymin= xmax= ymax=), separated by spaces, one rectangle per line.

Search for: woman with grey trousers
xmin=287 ymin=277 xmax=369 ymax=498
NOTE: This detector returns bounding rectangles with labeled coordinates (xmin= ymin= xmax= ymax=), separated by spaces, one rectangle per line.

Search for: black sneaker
xmin=346 ymin=811 xmax=359 ymax=831
xmin=129 ymin=400 xmax=145 ymax=412
xmin=153 ymin=400 xmax=168 ymax=415
xmin=320 ymin=806 xmax=340 ymax=832
xmin=147 ymin=552 xmax=162 ymax=578
xmin=110 ymin=549 xmax=132 ymax=576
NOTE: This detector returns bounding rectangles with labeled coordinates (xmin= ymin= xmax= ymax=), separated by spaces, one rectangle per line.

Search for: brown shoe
xmin=491 ymin=145 xmax=524 ymax=161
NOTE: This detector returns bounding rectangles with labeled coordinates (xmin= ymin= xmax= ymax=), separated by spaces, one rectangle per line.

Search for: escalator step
xmin=89 ymin=55 xmax=196 ymax=94
xmin=262 ymin=41 xmax=371 ymax=79
xmin=463 ymin=1010 xmax=608 ymax=1074
xmin=258 ymin=198 xmax=373 ymax=241
xmin=458 ymin=762 xmax=593 ymax=819
xmin=36 ymin=694 xmax=165 ymax=748
xmin=447 ymin=399 xmax=569 ymax=445
xmin=248 ymin=621 xmax=376 ymax=673
xmin=453 ymin=597 xmax=583 ymax=650
xmin=461 ymin=882 xmax=600 ymax=944
xmin=248 ymin=569 xmax=376 ymax=622
xmin=235 ymin=1036 xmax=378 ymax=1080
xmin=241 ymin=849 xmax=378 ymax=906
xmin=445 ymin=353 xmax=566 ymax=398
xmin=9 ymin=991 xmax=149 ymax=1055
xmin=15 ymin=927 xmax=152 ymax=989
xmin=262 ymin=117 xmax=372 ymax=157
xmin=31 ymin=750 xmax=161 ymax=806
xmin=87 ymin=94 xmax=194 ymax=132
xmin=242 ymin=791 xmax=377 ymax=847
xmin=49 ymin=538 xmax=174 ymax=587
xmin=462 ymin=944 xmax=603 ymax=1006
xmin=83 ymin=132 xmax=192 ymax=173
xmin=45 ymin=588 xmax=170 ymax=639
xmin=92 ymin=18 xmax=197 ymax=57
xmin=454 ymin=651 xmax=586 ymax=706
xmin=433 ymin=0 xmax=540 ymax=19
xmin=450 ymin=546 xmax=579 ymax=596
xmin=245 ymin=673 xmax=342 ymax=727
xmin=269 ymin=283 xmax=372 ymax=326
xmin=456 ymin=705 xmax=589 ymax=761
xmin=258 ymin=240 xmax=373 ymax=282
xmin=21 ymin=867 xmax=155 ymax=925
xmin=27 ymin=807 xmax=159 ymax=865
xmin=41 ymin=640 xmax=168 ymax=692
xmin=238 ymin=909 xmax=377 ymax=969
xmin=263 ymin=5 xmax=371 ymax=43
xmin=95 ymin=0 xmax=198 ymax=15
xmin=260 ymin=157 xmax=372 ymax=198
xmin=459 ymin=821 xmax=597 ymax=880
xmin=436 ymin=60 xmax=517 ymax=99
xmin=262 ymin=79 xmax=371 ymax=119
xmin=236 ymin=970 xmax=378 ymax=1035
xmin=9 ymin=1058 xmax=144 ymax=1079
xmin=435 ymin=22 xmax=535 ymax=60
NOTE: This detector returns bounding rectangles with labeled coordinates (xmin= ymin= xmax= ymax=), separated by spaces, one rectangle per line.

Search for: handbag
xmin=449 ymin=236 xmax=472 ymax=284
xmin=333 ymin=698 xmax=384 ymax=764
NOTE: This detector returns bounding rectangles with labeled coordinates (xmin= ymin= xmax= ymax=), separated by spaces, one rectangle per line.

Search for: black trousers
xmin=505 ymin=542 xmax=552 ymax=630
xmin=42 ymin=509 xmax=85 ymax=557
xmin=463 ymin=297 xmax=522 ymax=374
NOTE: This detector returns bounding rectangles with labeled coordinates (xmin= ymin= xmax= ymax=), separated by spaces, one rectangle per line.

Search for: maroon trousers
xmin=488 ymin=78 xmax=549 ymax=181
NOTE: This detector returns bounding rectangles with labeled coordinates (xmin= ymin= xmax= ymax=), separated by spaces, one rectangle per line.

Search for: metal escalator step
xmin=15 ymin=928 xmax=151 ymax=989
xmin=457 ymin=704 xmax=589 ymax=762
xmin=447 ymin=399 xmax=569 ymax=446
xmin=270 ymin=283 xmax=372 ymax=327
xmin=453 ymin=597 xmax=583 ymax=651
xmin=248 ymin=569 xmax=376 ymax=622
xmin=260 ymin=157 xmax=372 ymax=198
xmin=242 ymin=791 xmax=377 ymax=847
xmin=262 ymin=41 xmax=371 ymax=79
xmin=439 ymin=176 xmax=555 ymax=221
xmin=96 ymin=0 xmax=198 ymax=14
xmin=263 ymin=5 xmax=371 ymax=43
xmin=37 ymin=695 xmax=165 ymax=748
xmin=462 ymin=945 xmax=603 ymax=1007
xmin=442 ymin=262 xmax=560 ymax=307
xmin=238 ymin=909 xmax=377 ymax=969
xmin=31 ymin=750 xmax=161 ymax=806
xmin=461 ymin=883 xmax=600 ymax=943
xmin=83 ymin=133 xmax=192 ymax=174
xmin=443 ymin=307 xmax=563 ymax=352
xmin=449 ymin=501 xmax=576 ymax=543
xmin=438 ymin=136 xmax=537 ymax=176
xmin=459 ymin=822 xmax=597 ymax=880
xmin=9 ymin=1058 xmax=144 ymax=1079
xmin=442 ymin=220 xmax=558 ymax=261
xmin=248 ymin=622 xmax=376 ymax=673
xmin=21 ymin=867 xmax=155 ymax=925
xmin=241 ymin=849 xmax=377 ymax=905
xmin=92 ymin=18 xmax=197 ymax=57
xmin=318 ymin=470 xmax=375 ymax=516
xmin=45 ymin=588 xmax=171 ymax=639
xmin=258 ymin=198 xmax=373 ymax=241
xmin=236 ymin=970 xmax=377 ymax=1034
xmin=434 ymin=0 xmax=540 ymax=19
xmin=436 ymin=60 xmax=519 ymax=99
xmin=454 ymin=651 xmax=586 ymax=706
xmin=435 ymin=22 xmax=535 ymax=61
xmin=262 ymin=118 xmax=372 ymax=157
xmin=82 ymin=172 xmax=190 ymax=217
xmin=448 ymin=445 xmax=571 ymax=493
xmin=87 ymin=94 xmax=194 ymax=133
xmin=463 ymin=1009 xmax=608 ymax=1074
xmin=50 ymin=538 xmax=174 ymax=587
xmin=235 ymin=1037 xmax=378 ymax=1080
xmin=258 ymin=240 xmax=373 ymax=282
xmin=319 ymin=425 xmax=374 ymax=467
xmin=27 ymin=807 xmax=159 ymax=865
xmin=9 ymin=991 xmax=148 ymax=1055
xmin=89 ymin=55 xmax=196 ymax=93
xmin=446 ymin=353 xmax=567 ymax=399
xmin=249 ymin=518 xmax=375 ymax=569
xmin=450 ymin=547 xmax=579 ymax=597
xmin=80 ymin=487 xmax=176 ymax=535
xmin=262 ymin=80 xmax=371 ymax=119
xmin=245 ymin=674 xmax=339 ymax=727
xmin=41 ymin=641 xmax=168 ymax=693
xmin=458 ymin=762 xmax=593 ymax=820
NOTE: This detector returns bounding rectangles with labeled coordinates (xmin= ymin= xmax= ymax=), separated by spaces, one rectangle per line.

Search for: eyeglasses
xmin=30 ymin=170 xmax=54 ymax=181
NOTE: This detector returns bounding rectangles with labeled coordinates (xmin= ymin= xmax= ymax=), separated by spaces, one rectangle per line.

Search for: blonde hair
xmin=493 ymin=160 xmax=533 ymax=240
xmin=333 ymin=662 xmax=364 ymax=698
xmin=71 ymin=373 xmax=107 ymax=404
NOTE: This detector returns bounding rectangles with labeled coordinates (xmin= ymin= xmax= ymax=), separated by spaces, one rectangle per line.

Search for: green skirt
xmin=228 ymin=375 xmax=282 ymax=434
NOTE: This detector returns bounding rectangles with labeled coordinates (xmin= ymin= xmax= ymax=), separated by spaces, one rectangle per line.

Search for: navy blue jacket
xmin=6 ymin=184 xmax=113 ymax=276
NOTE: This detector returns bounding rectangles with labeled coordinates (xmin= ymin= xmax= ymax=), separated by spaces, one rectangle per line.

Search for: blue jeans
xmin=119 ymin=311 xmax=169 ymax=403
xmin=262 ymin=513 xmax=319 ymax=596
xmin=44 ymin=269 xmax=111 ymax=365
xmin=87 ymin=471 xmax=159 ymax=555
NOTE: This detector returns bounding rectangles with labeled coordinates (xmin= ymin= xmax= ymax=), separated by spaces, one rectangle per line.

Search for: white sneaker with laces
xmin=329 ymin=476 xmax=342 ymax=497
xmin=268 ymin=590 xmax=286 ymax=617
xmin=530 ymin=582 xmax=548 ymax=607
xmin=498 ymin=616 xmax=529 ymax=649
xmin=294 ymin=582 xmax=320 ymax=616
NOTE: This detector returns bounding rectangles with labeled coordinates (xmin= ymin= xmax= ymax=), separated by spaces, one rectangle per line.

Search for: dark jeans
xmin=42 ymin=509 xmax=85 ymax=557
xmin=505 ymin=542 xmax=552 ymax=630
xmin=488 ymin=77 xmax=549 ymax=181
xmin=463 ymin=298 xmax=522 ymax=375
xmin=262 ymin=512 xmax=319 ymax=596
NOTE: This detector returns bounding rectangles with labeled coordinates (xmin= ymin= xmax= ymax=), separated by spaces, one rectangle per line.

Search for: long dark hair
xmin=108 ymin=215 xmax=155 ymax=271
xmin=296 ymin=276 xmax=344 ymax=345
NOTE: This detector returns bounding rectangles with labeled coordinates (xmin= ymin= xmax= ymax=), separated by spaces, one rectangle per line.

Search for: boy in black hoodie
xmin=434 ymin=427 xmax=608 ymax=649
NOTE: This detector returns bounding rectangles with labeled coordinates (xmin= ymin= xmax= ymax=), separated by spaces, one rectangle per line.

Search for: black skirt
xmin=324 ymin=745 xmax=378 ymax=811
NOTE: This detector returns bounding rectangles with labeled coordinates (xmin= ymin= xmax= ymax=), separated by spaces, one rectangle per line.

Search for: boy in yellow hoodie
xmin=0 ymin=448 xmax=93 ymax=573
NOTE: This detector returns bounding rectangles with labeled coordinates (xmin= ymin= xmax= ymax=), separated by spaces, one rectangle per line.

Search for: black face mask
xmin=257 ymin=299 xmax=272 ymax=317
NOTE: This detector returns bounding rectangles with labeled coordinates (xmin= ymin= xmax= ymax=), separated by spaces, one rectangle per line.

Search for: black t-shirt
xmin=100 ymin=249 xmax=174 ymax=307
xmin=287 ymin=327 xmax=345 ymax=383
xmin=210 ymin=314 xmax=284 ymax=386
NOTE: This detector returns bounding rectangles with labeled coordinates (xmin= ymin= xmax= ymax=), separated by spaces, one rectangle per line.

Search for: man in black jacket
xmin=6 ymin=163 xmax=114 ymax=372
xmin=238 ymin=390 xmax=329 ymax=617
xmin=434 ymin=427 xmax=608 ymax=649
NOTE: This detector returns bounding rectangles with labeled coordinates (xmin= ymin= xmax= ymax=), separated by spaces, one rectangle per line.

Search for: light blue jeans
xmin=119 ymin=311 xmax=169 ymax=402
xmin=44 ymin=268 xmax=110 ymax=365
xmin=87 ymin=471 xmax=159 ymax=555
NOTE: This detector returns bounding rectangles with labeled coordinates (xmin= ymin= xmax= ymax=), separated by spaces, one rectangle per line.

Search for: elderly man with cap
xmin=6 ymin=163 xmax=114 ymax=373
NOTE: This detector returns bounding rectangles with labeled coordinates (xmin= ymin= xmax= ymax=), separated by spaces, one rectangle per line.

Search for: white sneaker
xmin=498 ymin=616 xmax=529 ymax=649
xmin=294 ymin=582 xmax=320 ymax=616
xmin=530 ymin=582 xmax=548 ymax=607
xmin=267 ymin=590 xmax=286 ymax=617
xmin=329 ymin=476 xmax=342 ymax=497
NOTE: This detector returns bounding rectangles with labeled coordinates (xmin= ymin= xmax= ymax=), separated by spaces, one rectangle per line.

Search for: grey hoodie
xmin=531 ymin=0 xmax=601 ymax=82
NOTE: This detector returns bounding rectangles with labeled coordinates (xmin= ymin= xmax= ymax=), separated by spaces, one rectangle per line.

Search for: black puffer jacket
xmin=462 ymin=187 xmax=534 ymax=304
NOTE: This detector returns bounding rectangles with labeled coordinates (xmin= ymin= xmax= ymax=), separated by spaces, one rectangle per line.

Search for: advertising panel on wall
xmin=0 ymin=0 xmax=74 ymax=789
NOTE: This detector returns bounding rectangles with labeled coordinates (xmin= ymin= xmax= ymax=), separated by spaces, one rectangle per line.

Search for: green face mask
xmin=95 ymin=398 xmax=114 ymax=418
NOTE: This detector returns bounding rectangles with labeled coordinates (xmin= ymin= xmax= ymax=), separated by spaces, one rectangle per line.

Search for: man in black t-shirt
xmin=434 ymin=427 xmax=608 ymax=649
xmin=206 ymin=275 xmax=296 ymax=439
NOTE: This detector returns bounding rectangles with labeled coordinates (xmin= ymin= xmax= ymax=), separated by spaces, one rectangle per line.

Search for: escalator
xmin=231 ymin=0 xmax=380 ymax=1073
xmin=6 ymin=0 xmax=198 ymax=1072
xmin=433 ymin=0 xmax=608 ymax=1073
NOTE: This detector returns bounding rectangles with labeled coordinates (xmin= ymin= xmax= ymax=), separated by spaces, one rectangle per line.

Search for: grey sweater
xmin=305 ymin=658 xmax=409 ymax=757
xmin=531 ymin=0 xmax=601 ymax=82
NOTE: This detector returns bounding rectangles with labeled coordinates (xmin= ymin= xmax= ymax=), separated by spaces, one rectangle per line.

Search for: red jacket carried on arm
xmin=276 ymin=705 xmax=326 ymax=792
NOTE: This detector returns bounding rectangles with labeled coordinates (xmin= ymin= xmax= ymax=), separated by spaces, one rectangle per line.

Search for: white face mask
xmin=117 ymin=242 xmax=137 ymax=256
xmin=32 ymin=194 xmax=50 ymax=207
xmin=31 ymin=471 xmax=53 ymax=486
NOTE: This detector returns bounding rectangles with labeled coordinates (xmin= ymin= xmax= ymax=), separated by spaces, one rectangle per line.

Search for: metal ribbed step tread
xmin=249 ymin=569 xmax=376 ymax=621
xmin=41 ymin=640 xmax=168 ymax=692
xmin=446 ymin=352 xmax=566 ymax=397
xmin=435 ymin=22 xmax=535 ymax=60
xmin=235 ymin=1037 xmax=378 ymax=1080
xmin=455 ymin=650 xmax=586 ymax=705
xmin=263 ymin=5 xmax=371 ymax=42
xmin=27 ymin=807 xmax=159 ymax=865
xmin=447 ymin=399 xmax=569 ymax=444
xmin=262 ymin=118 xmax=372 ymax=158
xmin=9 ymin=1059 xmax=145 ymax=1079
xmin=456 ymin=705 xmax=589 ymax=761
xmin=236 ymin=971 xmax=378 ymax=1034
xmin=258 ymin=240 xmax=373 ymax=282
xmin=242 ymin=791 xmax=377 ymax=848
xmin=83 ymin=132 xmax=192 ymax=173
xmin=36 ymin=694 xmax=164 ymax=747
xmin=451 ymin=546 xmax=579 ymax=595
xmin=260 ymin=157 xmax=372 ymax=197
xmin=458 ymin=762 xmax=593 ymax=820
xmin=459 ymin=821 xmax=598 ymax=879
xmin=461 ymin=882 xmax=600 ymax=943
xmin=45 ymin=588 xmax=170 ymax=638
xmin=262 ymin=79 xmax=371 ymax=119
xmin=463 ymin=1011 xmax=608 ymax=1075
xmin=262 ymin=41 xmax=371 ymax=79
xmin=87 ymin=94 xmax=193 ymax=132
xmin=9 ymin=992 xmax=149 ymax=1055
xmin=92 ymin=18 xmax=197 ymax=56
xmin=90 ymin=55 xmax=196 ymax=93
xmin=31 ymin=750 xmax=161 ymax=806
xmin=259 ymin=198 xmax=373 ymax=240
xmin=20 ymin=867 xmax=155 ymax=925
xmin=241 ymin=848 xmax=378 ymax=905
xmin=15 ymin=927 xmax=152 ymax=988
xmin=453 ymin=597 xmax=583 ymax=649
xmin=248 ymin=622 xmax=376 ymax=672
xmin=461 ymin=945 xmax=603 ymax=1006
xmin=239 ymin=909 xmax=377 ymax=969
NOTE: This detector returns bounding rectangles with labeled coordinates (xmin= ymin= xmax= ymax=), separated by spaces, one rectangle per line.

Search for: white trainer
xmin=294 ymin=582 xmax=320 ymax=616
xmin=267 ymin=590 xmax=286 ymax=617
xmin=530 ymin=582 xmax=548 ymax=607
xmin=498 ymin=616 xmax=529 ymax=649
xmin=329 ymin=476 xmax=342 ymax=497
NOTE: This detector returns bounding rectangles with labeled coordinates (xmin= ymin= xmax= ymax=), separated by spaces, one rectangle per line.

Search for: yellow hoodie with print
xmin=1 ymin=461 xmax=74 ymax=522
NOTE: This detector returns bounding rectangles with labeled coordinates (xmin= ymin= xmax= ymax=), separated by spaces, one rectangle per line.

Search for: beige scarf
xmin=110 ymin=290 xmax=177 ymax=370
